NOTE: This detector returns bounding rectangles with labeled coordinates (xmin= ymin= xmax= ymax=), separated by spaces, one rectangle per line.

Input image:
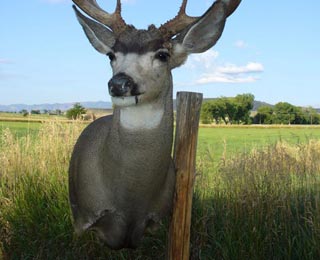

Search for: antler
xmin=160 ymin=0 xmax=241 ymax=38
xmin=72 ymin=0 xmax=127 ymax=35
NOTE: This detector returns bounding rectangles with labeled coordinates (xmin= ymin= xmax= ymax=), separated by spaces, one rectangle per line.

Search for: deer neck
xmin=111 ymin=81 xmax=173 ymax=141
xmin=119 ymin=103 xmax=164 ymax=130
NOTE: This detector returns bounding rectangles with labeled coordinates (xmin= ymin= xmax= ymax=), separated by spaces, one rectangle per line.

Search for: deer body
xmin=70 ymin=0 xmax=241 ymax=249
xmin=69 ymin=110 xmax=175 ymax=249
xmin=70 ymin=61 xmax=174 ymax=249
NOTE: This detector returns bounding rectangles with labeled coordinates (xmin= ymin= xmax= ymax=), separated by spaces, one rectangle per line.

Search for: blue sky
xmin=1 ymin=0 xmax=320 ymax=107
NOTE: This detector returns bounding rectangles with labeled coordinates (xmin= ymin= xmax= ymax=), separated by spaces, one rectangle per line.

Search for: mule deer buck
xmin=69 ymin=0 xmax=241 ymax=249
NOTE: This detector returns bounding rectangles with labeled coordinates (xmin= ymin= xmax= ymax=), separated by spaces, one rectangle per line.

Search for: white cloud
xmin=183 ymin=50 xmax=264 ymax=85
xmin=185 ymin=50 xmax=219 ymax=72
xmin=196 ymin=62 xmax=264 ymax=84
xmin=234 ymin=40 xmax=248 ymax=49
xmin=217 ymin=62 xmax=264 ymax=75
xmin=191 ymin=50 xmax=219 ymax=69
xmin=196 ymin=74 xmax=258 ymax=84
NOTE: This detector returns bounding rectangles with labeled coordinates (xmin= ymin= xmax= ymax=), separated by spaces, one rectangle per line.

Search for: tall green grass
xmin=0 ymin=121 xmax=319 ymax=259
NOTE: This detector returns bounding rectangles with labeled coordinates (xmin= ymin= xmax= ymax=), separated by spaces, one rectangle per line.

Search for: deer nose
xmin=108 ymin=73 xmax=137 ymax=97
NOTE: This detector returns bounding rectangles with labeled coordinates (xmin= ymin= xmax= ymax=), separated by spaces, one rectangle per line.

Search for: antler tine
xmin=115 ymin=0 xmax=121 ymax=14
xmin=178 ymin=0 xmax=187 ymax=15
xmin=72 ymin=0 xmax=127 ymax=34
xmin=160 ymin=0 xmax=241 ymax=39
xmin=224 ymin=0 xmax=241 ymax=17
xmin=160 ymin=0 xmax=198 ymax=39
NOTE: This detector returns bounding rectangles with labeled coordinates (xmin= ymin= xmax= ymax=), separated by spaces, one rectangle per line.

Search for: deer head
xmin=72 ymin=0 xmax=241 ymax=108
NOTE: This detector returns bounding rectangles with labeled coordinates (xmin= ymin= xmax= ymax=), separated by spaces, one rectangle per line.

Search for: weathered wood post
xmin=168 ymin=91 xmax=203 ymax=260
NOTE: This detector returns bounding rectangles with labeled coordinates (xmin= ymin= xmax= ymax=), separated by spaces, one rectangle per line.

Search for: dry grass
xmin=0 ymin=120 xmax=82 ymax=179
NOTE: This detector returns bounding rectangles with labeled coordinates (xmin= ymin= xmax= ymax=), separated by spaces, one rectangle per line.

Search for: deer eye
xmin=107 ymin=52 xmax=116 ymax=62
xmin=155 ymin=51 xmax=170 ymax=62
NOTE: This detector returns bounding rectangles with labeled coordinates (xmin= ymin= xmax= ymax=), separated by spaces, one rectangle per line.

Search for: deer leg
xmin=90 ymin=210 xmax=128 ymax=250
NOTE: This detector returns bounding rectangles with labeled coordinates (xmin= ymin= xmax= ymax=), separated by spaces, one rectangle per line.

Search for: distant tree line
xmin=19 ymin=109 xmax=63 ymax=117
xmin=16 ymin=103 xmax=93 ymax=121
xmin=253 ymin=102 xmax=320 ymax=125
xmin=201 ymin=94 xmax=320 ymax=125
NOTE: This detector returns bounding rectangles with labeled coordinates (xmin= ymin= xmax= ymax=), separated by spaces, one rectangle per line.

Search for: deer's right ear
xmin=178 ymin=1 xmax=227 ymax=54
xmin=73 ymin=5 xmax=115 ymax=54
xmin=170 ymin=1 xmax=230 ymax=68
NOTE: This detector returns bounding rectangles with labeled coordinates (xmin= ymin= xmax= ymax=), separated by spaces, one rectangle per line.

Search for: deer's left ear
xmin=73 ymin=5 xmax=115 ymax=54
xmin=170 ymin=1 xmax=228 ymax=68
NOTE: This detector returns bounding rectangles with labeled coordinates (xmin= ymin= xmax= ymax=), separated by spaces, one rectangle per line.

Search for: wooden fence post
xmin=167 ymin=91 xmax=203 ymax=260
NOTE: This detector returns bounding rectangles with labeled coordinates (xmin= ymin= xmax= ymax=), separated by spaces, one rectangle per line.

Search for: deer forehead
xmin=113 ymin=26 xmax=166 ymax=54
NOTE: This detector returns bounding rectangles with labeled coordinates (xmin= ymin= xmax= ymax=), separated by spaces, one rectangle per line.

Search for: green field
xmin=0 ymin=121 xmax=42 ymax=137
xmin=0 ymin=120 xmax=319 ymax=259
xmin=2 ymin=120 xmax=320 ymax=157
xmin=198 ymin=126 xmax=320 ymax=162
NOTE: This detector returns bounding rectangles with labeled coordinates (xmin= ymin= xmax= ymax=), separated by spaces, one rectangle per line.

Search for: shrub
xmin=66 ymin=103 xmax=87 ymax=120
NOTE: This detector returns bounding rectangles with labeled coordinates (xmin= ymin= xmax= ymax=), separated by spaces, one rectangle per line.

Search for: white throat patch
xmin=120 ymin=104 xmax=164 ymax=130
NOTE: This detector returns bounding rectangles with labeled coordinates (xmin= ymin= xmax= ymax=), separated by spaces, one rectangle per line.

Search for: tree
xmin=200 ymin=102 xmax=213 ymax=124
xmin=292 ymin=106 xmax=307 ymax=124
xmin=223 ymin=97 xmax=237 ymax=124
xmin=234 ymin=93 xmax=255 ymax=124
xmin=66 ymin=103 xmax=87 ymax=119
xmin=31 ymin=110 xmax=40 ymax=115
xmin=211 ymin=100 xmax=225 ymax=124
xmin=254 ymin=105 xmax=274 ymax=124
xmin=200 ymin=94 xmax=255 ymax=124
xmin=273 ymin=102 xmax=297 ymax=124
xmin=20 ymin=109 xmax=28 ymax=117
xmin=304 ymin=107 xmax=320 ymax=124
xmin=200 ymin=98 xmax=228 ymax=124
xmin=55 ymin=109 xmax=62 ymax=115
xmin=217 ymin=94 xmax=254 ymax=124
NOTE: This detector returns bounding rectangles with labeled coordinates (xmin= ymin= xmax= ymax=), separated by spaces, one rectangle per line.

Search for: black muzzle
xmin=108 ymin=73 xmax=138 ymax=97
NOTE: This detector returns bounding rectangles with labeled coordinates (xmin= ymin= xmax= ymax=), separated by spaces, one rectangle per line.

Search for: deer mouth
xmin=111 ymin=93 xmax=144 ymax=107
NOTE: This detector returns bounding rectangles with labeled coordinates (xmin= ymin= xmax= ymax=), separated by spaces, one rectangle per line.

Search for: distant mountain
xmin=252 ymin=100 xmax=274 ymax=111
xmin=0 ymin=101 xmax=113 ymax=113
